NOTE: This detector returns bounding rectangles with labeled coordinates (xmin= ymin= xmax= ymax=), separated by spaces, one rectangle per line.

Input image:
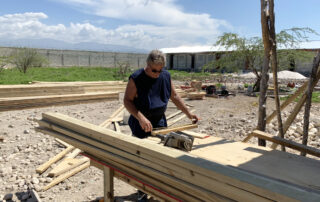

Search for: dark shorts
xmin=128 ymin=115 xmax=167 ymax=139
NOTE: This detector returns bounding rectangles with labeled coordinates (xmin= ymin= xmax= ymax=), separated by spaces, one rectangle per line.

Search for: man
xmin=123 ymin=49 xmax=199 ymax=201
xmin=124 ymin=49 xmax=199 ymax=138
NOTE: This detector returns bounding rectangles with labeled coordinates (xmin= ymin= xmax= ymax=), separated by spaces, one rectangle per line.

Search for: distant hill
xmin=0 ymin=38 xmax=148 ymax=53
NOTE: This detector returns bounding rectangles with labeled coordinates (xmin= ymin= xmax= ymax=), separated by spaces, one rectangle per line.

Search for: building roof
xmin=160 ymin=41 xmax=320 ymax=54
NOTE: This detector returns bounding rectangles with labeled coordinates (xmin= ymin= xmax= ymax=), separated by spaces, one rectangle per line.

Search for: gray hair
xmin=146 ymin=49 xmax=166 ymax=66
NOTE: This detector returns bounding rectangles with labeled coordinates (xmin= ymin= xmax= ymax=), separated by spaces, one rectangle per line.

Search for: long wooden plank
xmin=42 ymin=161 xmax=90 ymax=191
xmin=48 ymin=157 xmax=89 ymax=177
xmin=36 ymin=122 xmax=228 ymax=201
xmin=38 ymin=114 xmax=320 ymax=201
xmin=151 ymin=124 xmax=198 ymax=135
xmin=36 ymin=146 xmax=74 ymax=174
xmin=65 ymin=148 xmax=82 ymax=158
xmin=100 ymin=105 xmax=125 ymax=128
xmin=178 ymin=130 xmax=209 ymax=139
xmin=0 ymin=92 xmax=119 ymax=111
xmin=55 ymin=138 xmax=70 ymax=147
xmin=266 ymin=81 xmax=308 ymax=124
xmin=166 ymin=111 xmax=183 ymax=120
xmin=252 ymin=130 xmax=320 ymax=158
xmin=167 ymin=109 xmax=195 ymax=126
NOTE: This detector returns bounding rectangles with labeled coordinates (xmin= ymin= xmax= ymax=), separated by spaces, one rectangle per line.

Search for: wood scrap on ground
xmin=36 ymin=146 xmax=74 ymax=174
xmin=48 ymin=157 xmax=89 ymax=177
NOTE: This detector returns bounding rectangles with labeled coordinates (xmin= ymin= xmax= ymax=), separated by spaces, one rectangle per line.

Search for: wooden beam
xmin=167 ymin=109 xmax=195 ymax=127
xmin=151 ymin=124 xmax=198 ymax=135
xmin=55 ymin=138 xmax=70 ymax=147
xmin=65 ymin=148 xmax=82 ymax=159
xmin=266 ymin=81 xmax=308 ymax=124
xmin=271 ymin=67 xmax=320 ymax=149
xmin=100 ymin=105 xmax=124 ymax=128
xmin=36 ymin=146 xmax=74 ymax=174
xmin=251 ymin=130 xmax=320 ymax=158
xmin=242 ymin=132 xmax=254 ymax=143
xmin=178 ymin=130 xmax=209 ymax=139
xmin=166 ymin=111 xmax=183 ymax=120
xmin=103 ymin=166 xmax=114 ymax=202
xmin=48 ymin=157 xmax=89 ymax=177
xmin=42 ymin=161 xmax=90 ymax=191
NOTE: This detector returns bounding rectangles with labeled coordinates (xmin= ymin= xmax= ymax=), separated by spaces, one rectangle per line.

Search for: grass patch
xmin=168 ymin=70 xmax=214 ymax=81
xmin=0 ymin=67 xmax=132 ymax=84
xmin=280 ymin=91 xmax=320 ymax=103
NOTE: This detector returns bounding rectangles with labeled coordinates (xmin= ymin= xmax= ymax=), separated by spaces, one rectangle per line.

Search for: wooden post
xmin=301 ymin=51 xmax=320 ymax=156
xmin=258 ymin=0 xmax=272 ymax=147
xmin=104 ymin=166 xmax=114 ymax=202
xmin=268 ymin=0 xmax=285 ymax=151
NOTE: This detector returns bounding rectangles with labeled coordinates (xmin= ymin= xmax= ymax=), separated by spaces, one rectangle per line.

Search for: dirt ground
xmin=1 ymin=82 xmax=320 ymax=202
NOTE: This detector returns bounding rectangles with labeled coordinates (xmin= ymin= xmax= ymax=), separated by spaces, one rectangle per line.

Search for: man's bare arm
xmin=123 ymin=78 xmax=153 ymax=132
xmin=170 ymin=81 xmax=199 ymax=123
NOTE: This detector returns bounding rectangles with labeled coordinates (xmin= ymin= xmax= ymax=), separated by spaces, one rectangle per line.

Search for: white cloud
xmin=0 ymin=2 xmax=231 ymax=50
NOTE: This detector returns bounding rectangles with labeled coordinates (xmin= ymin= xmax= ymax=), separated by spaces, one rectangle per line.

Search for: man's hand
xmin=188 ymin=113 xmax=200 ymax=124
xmin=138 ymin=115 xmax=153 ymax=132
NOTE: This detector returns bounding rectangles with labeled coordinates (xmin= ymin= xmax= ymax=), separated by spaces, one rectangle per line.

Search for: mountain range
xmin=0 ymin=38 xmax=149 ymax=53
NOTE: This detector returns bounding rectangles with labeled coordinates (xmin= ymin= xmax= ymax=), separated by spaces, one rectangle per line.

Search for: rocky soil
xmin=0 ymin=79 xmax=320 ymax=202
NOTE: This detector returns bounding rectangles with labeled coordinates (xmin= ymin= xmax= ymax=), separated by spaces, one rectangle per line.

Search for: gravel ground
xmin=0 ymin=79 xmax=320 ymax=202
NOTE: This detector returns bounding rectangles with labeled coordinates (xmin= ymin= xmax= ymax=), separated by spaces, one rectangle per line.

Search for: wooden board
xmin=48 ymin=157 xmax=89 ymax=177
xmin=191 ymin=136 xmax=320 ymax=192
xmin=151 ymin=124 xmax=198 ymax=135
xmin=36 ymin=146 xmax=74 ymax=174
xmin=0 ymin=92 xmax=119 ymax=111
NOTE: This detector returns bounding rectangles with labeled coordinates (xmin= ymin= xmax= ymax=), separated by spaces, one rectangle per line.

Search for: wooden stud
xmin=251 ymin=130 xmax=320 ymax=158
xmin=151 ymin=124 xmax=198 ymax=135
xmin=178 ymin=130 xmax=208 ymax=139
xmin=166 ymin=111 xmax=183 ymax=120
xmin=103 ymin=166 xmax=114 ymax=202
xmin=42 ymin=161 xmax=90 ymax=191
xmin=36 ymin=146 xmax=74 ymax=174
xmin=167 ymin=109 xmax=195 ymax=127
xmin=48 ymin=157 xmax=89 ymax=177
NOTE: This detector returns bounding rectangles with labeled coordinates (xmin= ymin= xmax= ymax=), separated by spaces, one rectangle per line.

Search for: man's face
xmin=146 ymin=63 xmax=163 ymax=78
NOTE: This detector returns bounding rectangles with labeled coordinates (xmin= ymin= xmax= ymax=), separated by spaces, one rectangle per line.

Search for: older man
xmin=124 ymin=49 xmax=199 ymax=201
xmin=124 ymin=49 xmax=199 ymax=139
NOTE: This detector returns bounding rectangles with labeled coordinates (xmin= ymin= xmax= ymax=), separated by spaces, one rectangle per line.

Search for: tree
xmin=10 ymin=48 xmax=48 ymax=73
xmin=0 ymin=56 xmax=8 ymax=72
xmin=209 ymin=28 xmax=317 ymax=92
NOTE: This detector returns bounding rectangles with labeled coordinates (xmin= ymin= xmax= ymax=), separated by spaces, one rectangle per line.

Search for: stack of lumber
xmin=0 ymin=81 xmax=126 ymax=111
xmin=36 ymin=112 xmax=320 ymax=201
xmin=34 ymin=105 xmax=126 ymax=191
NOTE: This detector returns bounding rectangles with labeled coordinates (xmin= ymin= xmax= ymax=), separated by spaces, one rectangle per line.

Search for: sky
xmin=1 ymin=0 xmax=320 ymax=51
